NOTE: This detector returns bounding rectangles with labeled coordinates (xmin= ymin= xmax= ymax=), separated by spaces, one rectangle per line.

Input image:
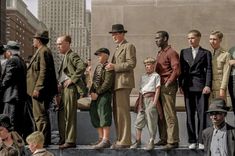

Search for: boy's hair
xmin=210 ymin=30 xmax=223 ymax=39
xmin=144 ymin=57 xmax=156 ymax=64
xmin=26 ymin=131 xmax=45 ymax=145
xmin=0 ymin=146 xmax=19 ymax=156
xmin=188 ymin=29 xmax=201 ymax=37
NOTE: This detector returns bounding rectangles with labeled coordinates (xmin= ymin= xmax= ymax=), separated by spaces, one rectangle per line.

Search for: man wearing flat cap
xmin=27 ymin=31 xmax=57 ymax=146
xmin=0 ymin=41 xmax=27 ymax=138
xmin=106 ymin=24 xmax=136 ymax=148
xmin=89 ymin=48 xmax=114 ymax=149
xmin=202 ymin=98 xmax=235 ymax=156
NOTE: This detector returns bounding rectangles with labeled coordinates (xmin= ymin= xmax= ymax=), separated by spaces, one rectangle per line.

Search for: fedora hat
xmin=109 ymin=24 xmax=127 ymax=33
xmin=4 ymin=41 xmax=20 ymax=51
xmin=206 ymin=98 xmax=230 ymax=113
xmin=94 ymin=48 xmax=110 ymax=56
xmin=33 ymin=30 xmax=49 ymax=40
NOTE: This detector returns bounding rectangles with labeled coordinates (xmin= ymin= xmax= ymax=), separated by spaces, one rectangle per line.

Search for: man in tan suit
xmin=106 ymin=24 xmax=136 ymax=149
xmin=27 ymin=31 xmax=57 ymax=146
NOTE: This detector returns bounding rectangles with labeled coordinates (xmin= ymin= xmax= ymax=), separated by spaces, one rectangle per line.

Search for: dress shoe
xmin=56 ymin=140 xmax=65 ymax=145
xmin=59 ymin=143 xmax=76 ymax=149
xmin=162 ymin=143 xmax=179 ymax=150
xmin=130 ymin=140 xmax=141 ymax=149
xmin=155 ymin=140 xmax=167 ymax=146
xmin=110 ymin=143 xmax=130 ymax=149
xmin=93 ymin=140 xmax=111 ymax=149
xmin=145 ymin=139 xmax=154 ymax=151
xmin=198 ymin=143 xmax=204 ymax=149
xmin=188 ymin=143 xmax=197 ymax=149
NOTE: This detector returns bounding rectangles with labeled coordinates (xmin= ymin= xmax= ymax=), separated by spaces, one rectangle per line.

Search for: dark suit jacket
xmin=202 ymin=123 xmax=235 ymax=156
xmin=27 ymin=45 xmax=57 ymax=101
xmin=179 ymin=47 xmax=212 ymax=92
xmin=1 ymin=54 xmax=27 ymax=103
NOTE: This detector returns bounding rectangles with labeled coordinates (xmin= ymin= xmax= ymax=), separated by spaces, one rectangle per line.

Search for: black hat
xmin=206 ymin=98 xmax=230 ymax=113
xmin=109 ymin=24 xmax=127 ymax=33
xmin=0 ymin=44 xmax=5 ymax=55
xmin=0 ymin=114 xmax=12 ymax=131
xmin=4 ymin=41 xmax=20 ymax=51
xmin=33 ymin=30 xmax=49 ymax=40
xmin=94 ymin=48 xmax=110 ymax=56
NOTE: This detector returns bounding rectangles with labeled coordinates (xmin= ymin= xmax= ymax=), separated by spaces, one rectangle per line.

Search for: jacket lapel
xmin=184 ymin=48 xmax=194 ymax=66
xmin=27 ymin=48 xmax=41 ymax=69
xmin=192 ymin=47 xmax=203 ymax=65
xmin=115 ymin=40 xmax=127 ymax=58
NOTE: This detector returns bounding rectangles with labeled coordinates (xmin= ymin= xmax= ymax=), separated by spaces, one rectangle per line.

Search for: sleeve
xmin=205 ymin=50 xmax=212 ymax=88
xmin=96 ymin=70 xmax=114 ymax=95
xmin=166 ymin=50 xmax=181 ymax=84
xmin=221 ymin=53 xmax=231 ymax=90
xmin=178 ymin=50 xmax=184 ymax=87
xmin=1 ymin=59 xmax=17 ymax=90
xmin=69 ymin=52 xmax=86 ymax=84
xmin=114 ymin=44 xmax=136 ymax=72
xmin=34 ymin=50 xmax=47 ymax=91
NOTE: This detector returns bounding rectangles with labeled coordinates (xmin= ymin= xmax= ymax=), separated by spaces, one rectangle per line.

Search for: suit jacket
xmin=1 ymin=54 xmax=27 ymax=103
xmin=179 ymin=47 xmax=212 ymax=92
xmin=212 ymin=47 xmax=231 ymax=91
xmin=90 ymin=63 xmax=114 ymax=95
xmin=202 ymin=123 xmax=235 ymax=156
xmin=27 ymin=45 xmax=57 ymax=101
xmin=58 ymin=50 xmax=86 ymax=95
xmin=111 ymin=40 xmax=136 ymax=90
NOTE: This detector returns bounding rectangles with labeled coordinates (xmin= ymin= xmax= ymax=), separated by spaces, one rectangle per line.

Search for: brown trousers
xmin=113 ymin=88 xmax=132 ymax=145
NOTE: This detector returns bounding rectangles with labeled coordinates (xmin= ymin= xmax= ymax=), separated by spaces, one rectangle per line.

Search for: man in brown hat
xmin=27 ymin=31 xmax=58 ymax=146
xmin=202 ymin=98 xmax=235 ymax=156
xmin=106 ymin=24 xmax=136 ymax=149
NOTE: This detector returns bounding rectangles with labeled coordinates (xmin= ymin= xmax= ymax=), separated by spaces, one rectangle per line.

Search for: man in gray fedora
xmin=202 ymin=98 xmax=235 ymax=156
xmin=106 ymin=24 xmax=136 ymax=149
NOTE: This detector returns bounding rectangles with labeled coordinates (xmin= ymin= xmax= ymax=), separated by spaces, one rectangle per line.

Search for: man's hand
xmin=179 ymin=87 xmax=184 ymax=94
xmin=105 ymin=63 xmax=115 ymax=71
xmin=32 ymin=90 xmax=40 ymax=98
xmin=219 ymin=89 xmax=226 ymax=99
xmin=202 ymin=86 xmax=211 ymax=94
xmin=63 ymin=79 xmax=73 ymax=88
xmin=90 ymin=93 xmax=98 ymax=100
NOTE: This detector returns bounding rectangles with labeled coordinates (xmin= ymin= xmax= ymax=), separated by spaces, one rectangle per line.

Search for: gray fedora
xmin=206 ymin=98 xmax=230 ymax=113
xmin=109 ymin=24 xmax=127 ymax=33
xmin=4 ymin=41 xmax=20 ymax=51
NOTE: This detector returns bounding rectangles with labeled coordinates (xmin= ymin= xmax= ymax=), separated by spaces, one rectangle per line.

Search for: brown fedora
xmin=109 ymin=24 xmax=127 ymax=33
xmin=33 ymin=30 xmax=49 ymax=40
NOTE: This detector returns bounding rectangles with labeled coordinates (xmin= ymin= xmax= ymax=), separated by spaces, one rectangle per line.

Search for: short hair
xmin=26 ymin=131 xmax=44 ymax=145
xmin=144 ymin=57 xmax=156 ymax=64
xmin=188 ymin=29 xmax=201 ymax=37
xmin=63 ymin=35 xmax=72 ymax=44
xmin=156 ymin=31 xmax=169 ymax=41
xmin=0 ymin=146 xmax=19 ymax=156
xmin=210 ymin=30 xmax=223 ymax=39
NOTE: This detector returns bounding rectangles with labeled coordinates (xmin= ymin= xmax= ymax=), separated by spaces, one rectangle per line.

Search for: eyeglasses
xmin=209 ymin=112 xmax=224 ymax=116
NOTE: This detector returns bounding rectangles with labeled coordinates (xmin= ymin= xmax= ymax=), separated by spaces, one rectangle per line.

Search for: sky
xmin=23 ymin=0 xmax=91 ymax=18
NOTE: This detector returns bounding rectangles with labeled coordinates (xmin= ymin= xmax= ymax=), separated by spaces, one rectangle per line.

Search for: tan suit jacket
xmin=212 ymin=47 xmax=231 ymax=92
xmin=112 ymin=40 xmax=136 ymax=90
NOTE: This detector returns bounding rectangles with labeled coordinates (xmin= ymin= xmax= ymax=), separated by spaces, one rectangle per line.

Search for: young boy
xmin=89 ymin=48 xmax=114 ymax=149
xmin=26 ymin=131 xmax=54 ymax=156
xmin=131 ymin=57 xmax=161 ymax=150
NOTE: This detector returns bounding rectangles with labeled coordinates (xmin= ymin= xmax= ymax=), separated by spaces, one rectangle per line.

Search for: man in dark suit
xmin=202 ymin=98 xmax=235 ymax=156
xmin=27 ymin=31 xmax=58 ymax=145
xmin=179 ymin=30 xmax=212 ymax=149
xmin=0 ymin=41 xmax=27 ymax=137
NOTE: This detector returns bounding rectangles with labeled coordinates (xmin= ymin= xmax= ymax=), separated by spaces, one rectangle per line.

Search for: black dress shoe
xmin=59 ymin=143 xmax=76 ymax=149
xmin=155 ymin=140 xmax=167 ymax=146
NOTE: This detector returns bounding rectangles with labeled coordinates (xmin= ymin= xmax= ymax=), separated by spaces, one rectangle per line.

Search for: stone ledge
xmin=48 ymin=145 xmax=204 ymax=156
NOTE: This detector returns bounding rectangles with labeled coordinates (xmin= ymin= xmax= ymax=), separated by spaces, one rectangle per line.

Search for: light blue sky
xmin=23 ymin=0 xmax=91 ymax=18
